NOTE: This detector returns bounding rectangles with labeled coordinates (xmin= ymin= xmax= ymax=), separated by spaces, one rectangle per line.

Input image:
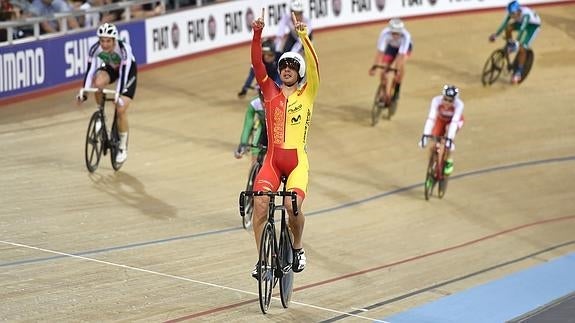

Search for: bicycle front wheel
xmin=278 ymin=224 xmax=294 ymax=308
xmin=85 ymin=111 xmax=104 ymax=172
xmin=424 ymin=156 xmax=436 ymax=201
xmin=243 ymin=163 xmax=261 ymax=229
xmin=371 ymin=83 xmax=385 ymax=126
xmin=258 ymin=223 xmax=275 ymax=314
xmin=482 ymin=49 xmax=506 ymax=86
xmin=437 ymin=177 xmax=448 ymax=199
xmin=515 ymin=49 xmax=534 ymax=84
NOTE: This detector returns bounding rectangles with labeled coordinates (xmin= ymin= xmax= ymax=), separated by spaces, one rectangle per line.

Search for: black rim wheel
xmin=85 ymin=112 xmax=104 ymax=172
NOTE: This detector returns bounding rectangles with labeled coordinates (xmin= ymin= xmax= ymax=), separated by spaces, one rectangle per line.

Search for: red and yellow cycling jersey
xmin=251 ymin=27 xmax=319 ymax=197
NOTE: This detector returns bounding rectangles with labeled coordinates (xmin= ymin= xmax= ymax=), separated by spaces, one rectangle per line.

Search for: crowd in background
xmin=0 ymin=0 xmax=226 ymax=42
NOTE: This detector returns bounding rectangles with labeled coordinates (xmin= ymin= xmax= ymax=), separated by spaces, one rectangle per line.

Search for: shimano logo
xmin=65 ymin=36 xmax=99 ymax=77
xmin=0 ymin=48 xmax=45 ymax=93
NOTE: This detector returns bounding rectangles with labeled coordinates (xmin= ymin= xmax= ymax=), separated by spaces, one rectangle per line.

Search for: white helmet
xmin=278 ymin=51 xmax=306 ymax=79
xmin=290 ymin=0 xmax=304 ymax=12
xmin=97 ymin=23 xmax=118 ymax=39
xmin=388 ymin=18 xmax=404 ymax=33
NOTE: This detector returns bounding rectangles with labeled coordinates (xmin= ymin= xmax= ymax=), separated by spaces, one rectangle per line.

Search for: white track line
xmin=1 ymin=240 xmax=388 ymax=322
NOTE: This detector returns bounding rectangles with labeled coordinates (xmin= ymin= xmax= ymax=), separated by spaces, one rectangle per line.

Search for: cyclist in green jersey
xmin=489 ymin=1 xmax=541 ymax=84
xmin=234 ymin=91 xmax=267 ymax=164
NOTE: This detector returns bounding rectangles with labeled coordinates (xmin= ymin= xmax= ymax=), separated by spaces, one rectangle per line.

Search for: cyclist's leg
xmin=115 ymin=64 xmax=137 ymax=162
xmin=92 ymin=68 xmax=112 ymax=105
xmin=252 ymin=156 xmax=280 ymax=254
xmin=284 ymin=151 xmax=309 ymax=272
xmin=516 ymin=25 xmax=539 ymax=75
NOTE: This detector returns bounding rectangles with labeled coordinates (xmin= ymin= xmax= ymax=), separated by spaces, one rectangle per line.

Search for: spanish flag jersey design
xmin=251 ymin=27 xmax=320 ymax=197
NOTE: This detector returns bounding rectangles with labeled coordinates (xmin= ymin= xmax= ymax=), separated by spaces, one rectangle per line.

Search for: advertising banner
xmin=0 ymin=21 xmax=146 ymax=101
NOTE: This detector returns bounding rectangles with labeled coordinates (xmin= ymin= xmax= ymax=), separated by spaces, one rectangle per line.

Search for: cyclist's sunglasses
xmin=443 ymin=96 xmax=454 ymax=103
xmin=279 ymin=58 xmax=300 ymax=72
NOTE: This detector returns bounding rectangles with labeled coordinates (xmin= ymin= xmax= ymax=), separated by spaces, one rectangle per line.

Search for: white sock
xmin=119 ymin=132 xmax=128 ymax=150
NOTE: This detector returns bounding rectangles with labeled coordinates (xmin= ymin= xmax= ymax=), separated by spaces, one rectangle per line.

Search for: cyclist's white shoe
xmin=251 ymin=262 xmax=259 ymax=280
xmin=95 ymin=120 xmax=102 ymax=133
xmin=116 ymin=149 xmax=127 ymax=163
xmin=293 ymin=249 xmax=306 ymax=273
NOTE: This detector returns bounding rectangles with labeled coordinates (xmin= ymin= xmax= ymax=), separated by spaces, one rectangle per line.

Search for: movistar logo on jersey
xmin=291 ymin=115 xmax=301 ymax=125
xmin=98 ymin=52 xmax=121 ymax=66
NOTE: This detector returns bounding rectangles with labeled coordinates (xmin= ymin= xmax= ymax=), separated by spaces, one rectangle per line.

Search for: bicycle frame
xmin=239 ymin=178 xmax=299 ymax=314
xmin=424 ymin=135 xmax=450 ymax=200
xmin=81 ymin=88 xmax=122 ymax=172
xmin=371 ymin=65 xmax=399 ymax=126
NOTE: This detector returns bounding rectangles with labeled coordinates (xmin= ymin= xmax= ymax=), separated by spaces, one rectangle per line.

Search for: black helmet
xmin=262 ymin=39 xmax=275 ymax=53
xmin=442 ymin=85 xmax=459 ymax=99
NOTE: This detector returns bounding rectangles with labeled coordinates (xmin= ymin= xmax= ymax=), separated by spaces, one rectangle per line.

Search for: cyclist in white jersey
xmin=77 ymin=23 xmax=138 ymax=164
xmin=369 ymin=18 xmax=413 ymax=103
xmin=275 ymin=0 xmax=313 ymax=54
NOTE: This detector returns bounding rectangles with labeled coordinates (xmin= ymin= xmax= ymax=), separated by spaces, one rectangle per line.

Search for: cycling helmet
xmin=261 ymin=39 xmax=275 ymax=53
xmin=290 ymin=0 xmax=304 ymax=12
xmin=507 ymin=1 xmax=520 ymax=14
xmin=278 ymin=51 xmax=306 ymax=79
xmin=442 ymin=85 xmax=459 ymax=99
xmin=97 ymin=23 xmax=118 ymax=39
xmin=388 ymin=18 xmax=404 ymax=33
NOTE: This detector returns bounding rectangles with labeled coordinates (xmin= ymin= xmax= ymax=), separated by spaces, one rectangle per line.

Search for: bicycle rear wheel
xmin=424 ymin=156 xmax=436 ymax=201
xmin=110 ymin=118 xmax=124 ymax=171
xmin=515 ymin=49 xmax=534 ymax=84
xmin=85 ymin=111 xmax=104 ymax=172
xmin=243 ymin=163 xmax=261 ymax=229
xmin=371 ymin=83 xmax=385 ymax=126
xmin=482 ymin=49 xmax=506 ymax=86
xmin=437 ymin=177 xmax=448 ymax=199
xmin=278 ymin=223 xmax=294 ymax=308
xmin=258 ymin=223 xmax=275 ymax=314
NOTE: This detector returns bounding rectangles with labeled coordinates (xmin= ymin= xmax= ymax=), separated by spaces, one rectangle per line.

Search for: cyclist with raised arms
xmin=250 ymin=8 xmax=320 ymax=278
xmin=77 ymin=23 xmax=137 ymax=164
xmin=489 ymin=1 xmax=541 ymax=84
xmin=418 ymin=85 xmax=465 ymax=182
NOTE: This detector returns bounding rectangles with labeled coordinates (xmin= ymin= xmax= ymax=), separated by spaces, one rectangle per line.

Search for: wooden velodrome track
xmin=1 ymin=4 xmax=574 ymax=322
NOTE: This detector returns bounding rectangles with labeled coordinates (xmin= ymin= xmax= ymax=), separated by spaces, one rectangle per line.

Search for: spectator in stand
xmin=130 ymin=1 xmax=165 ymax=19
xmin=29 ymin=0 xmax=80 ymax=34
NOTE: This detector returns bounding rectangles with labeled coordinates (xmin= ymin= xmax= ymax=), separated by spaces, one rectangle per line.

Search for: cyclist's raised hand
xmin=488 ymin=34 xmax=497 ymax=42
xmin=291 ymin=11 xmax=306 ymax=32
xmin=252 ymin=8 xmax=265 ymax=31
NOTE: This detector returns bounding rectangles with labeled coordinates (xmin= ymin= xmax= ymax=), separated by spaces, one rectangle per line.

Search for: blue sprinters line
xmin=383 ymin=253 xmax=575 ymax=323
xmin=2 ymin=155 xmax=574 ymax=268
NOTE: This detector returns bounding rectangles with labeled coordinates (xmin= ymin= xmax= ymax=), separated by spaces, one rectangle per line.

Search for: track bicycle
xmin=240 ymin=143 xmax=267 ymax=229
xmin=481 ymin=39 xmax=534 ymax=86
xmin=423 ymin=135 xmax=451 ymax=201
xmin=239 ymin=176 xmax=298 ymax=314
xmin=80 ymin=88 xmax=125 ymax=172
xmin=371 ymin=65 xmax=399 ymax=126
